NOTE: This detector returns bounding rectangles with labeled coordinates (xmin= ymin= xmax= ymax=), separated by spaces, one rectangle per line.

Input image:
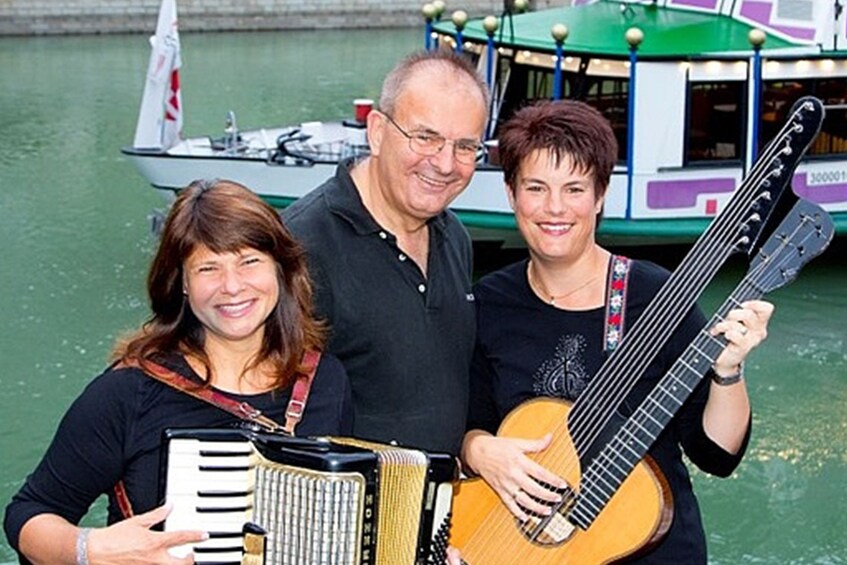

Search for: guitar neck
xmin=569 ymin=98 xmax=824 ymax=456
xmin=568 ymin=280 xmax=759 ymax=529
xmin=568 ymin=198 xmax=833 ymax=530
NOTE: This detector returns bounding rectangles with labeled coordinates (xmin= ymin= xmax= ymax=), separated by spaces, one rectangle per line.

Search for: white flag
xmin=132 ymin=0 xmax=183 ymax=150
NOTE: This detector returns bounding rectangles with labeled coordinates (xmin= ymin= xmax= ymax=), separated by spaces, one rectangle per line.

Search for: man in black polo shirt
xmin=283 ymin=50 xmax=489 ymax=457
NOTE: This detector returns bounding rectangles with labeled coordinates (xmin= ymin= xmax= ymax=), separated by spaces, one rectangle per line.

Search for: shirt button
xmin=378 ymin=231 xmax=387 ymax=240
xmin=418 ymin=284 xmax=426 ymax=293
xmin=398 ymin=253 xmax=407 ymax=261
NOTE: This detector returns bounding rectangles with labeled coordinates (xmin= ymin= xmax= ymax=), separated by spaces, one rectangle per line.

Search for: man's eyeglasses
xmin=381 ymin=112 xmax=483 ymax=165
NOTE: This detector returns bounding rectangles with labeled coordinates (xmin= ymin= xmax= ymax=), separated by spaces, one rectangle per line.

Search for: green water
xmin=0 ymin=29 xmax=845 ymax=564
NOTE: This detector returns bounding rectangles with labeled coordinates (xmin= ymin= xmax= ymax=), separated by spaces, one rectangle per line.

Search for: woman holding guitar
xmin=456 ymin=100 xmax=773 ymax=563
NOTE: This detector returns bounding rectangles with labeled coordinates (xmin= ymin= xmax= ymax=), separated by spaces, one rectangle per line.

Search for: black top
xmin=469 ymin=258 xmax=750 ymax=564
xmin=283 ymin=162 xmax=476 ymax=456
xmin=3 ymin=353 xmax=352 ymax=558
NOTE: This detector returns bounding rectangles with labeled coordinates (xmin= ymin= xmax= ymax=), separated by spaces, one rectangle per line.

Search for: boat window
xmin=685 ymin=81 xmax=745 ymax=164
xmin=576 ymin=75 xmax=628 ymax=163
xmin=761 ymin=78 xmax=847 ymax=157
xmin=496 ymin=61 xmax=628 ymax=162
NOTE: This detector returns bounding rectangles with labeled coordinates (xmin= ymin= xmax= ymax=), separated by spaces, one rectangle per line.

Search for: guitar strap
xmin=111 ymin=349 xmax=321 ymax=518
xmin=604 ymin=255 xmax=631 ymax=353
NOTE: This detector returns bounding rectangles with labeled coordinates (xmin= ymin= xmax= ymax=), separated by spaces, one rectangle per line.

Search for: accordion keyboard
xmin=164 ymin=437 xmax=259 ymax=563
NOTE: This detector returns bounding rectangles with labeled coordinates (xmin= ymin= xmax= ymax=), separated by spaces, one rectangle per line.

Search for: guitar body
xmin=451 ymin=398 xmax=673 ymax=564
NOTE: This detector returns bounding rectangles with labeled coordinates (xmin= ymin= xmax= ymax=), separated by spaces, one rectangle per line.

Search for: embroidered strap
xmin=604 ymin=255 xmax=631 ymax=353
xmin=111 ymin=351 xmax=322 ymax=519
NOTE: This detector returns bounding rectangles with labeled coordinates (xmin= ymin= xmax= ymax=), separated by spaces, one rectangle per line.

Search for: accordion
xmin=159 ymin=428 xmax=457 ymax=565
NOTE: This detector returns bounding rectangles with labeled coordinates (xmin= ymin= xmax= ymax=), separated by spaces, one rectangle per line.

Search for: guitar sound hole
xmin=516 ymin=484 xmax=578 ymax=546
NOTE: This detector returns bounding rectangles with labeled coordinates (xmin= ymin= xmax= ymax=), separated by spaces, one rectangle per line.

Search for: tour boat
xmin=122 ymin=0 xmax=847 ymax=245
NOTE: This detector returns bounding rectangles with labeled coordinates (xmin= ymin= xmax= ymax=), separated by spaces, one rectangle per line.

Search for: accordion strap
xmin=118 ymin=351 xmax=321 ymax=435
xmin=283 ymin=349 xmax=321 ymax=435
xmin=112 ymin=351 xmax=321 ymax=519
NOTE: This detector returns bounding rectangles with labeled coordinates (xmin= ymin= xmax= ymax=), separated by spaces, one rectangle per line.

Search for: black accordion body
xmin=159 ymin=428 xmax=457 ymax=564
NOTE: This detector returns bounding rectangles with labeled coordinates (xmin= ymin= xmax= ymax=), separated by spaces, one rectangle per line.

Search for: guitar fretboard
xmin=568 ymin=283 xmax=756 ymax=529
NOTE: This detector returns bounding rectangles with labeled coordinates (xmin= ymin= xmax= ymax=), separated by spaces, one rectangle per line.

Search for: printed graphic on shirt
xmin=533 ymin=333 xmax=592 ymax=401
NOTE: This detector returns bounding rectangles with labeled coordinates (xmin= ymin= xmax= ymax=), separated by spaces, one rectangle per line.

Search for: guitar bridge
xmin=518 ymin=486 xmax=578 ymax=546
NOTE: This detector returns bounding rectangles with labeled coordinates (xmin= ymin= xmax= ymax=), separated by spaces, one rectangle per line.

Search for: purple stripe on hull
xmin=792 ymin=173 xmax=847 ymax=204
xmin=647 ymin=178 xmax=735 ymax=209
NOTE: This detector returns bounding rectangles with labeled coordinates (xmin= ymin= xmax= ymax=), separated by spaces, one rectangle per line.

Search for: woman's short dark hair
xmin=497 ymin=100 xmax=618 ymax=200
xmin=116 ymin=179 xmax=324 ymax=389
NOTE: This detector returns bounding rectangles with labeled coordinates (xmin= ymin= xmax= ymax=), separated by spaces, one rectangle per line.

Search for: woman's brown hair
xmin=497 ymin=99 xmax=618 ymax=200
xmin=115 ymin=179 xmax=324 ymax=389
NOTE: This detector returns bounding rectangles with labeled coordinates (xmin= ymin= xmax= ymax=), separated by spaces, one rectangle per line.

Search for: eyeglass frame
xmin=379 ymin=111 xmax=484 ymax=165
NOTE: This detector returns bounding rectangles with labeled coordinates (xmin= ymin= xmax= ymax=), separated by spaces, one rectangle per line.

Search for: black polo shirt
xmin=283 ymin=162 xmax=476 ymax=456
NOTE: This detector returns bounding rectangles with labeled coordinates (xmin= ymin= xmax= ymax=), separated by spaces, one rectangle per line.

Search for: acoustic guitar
xmin=451 ymin=98 xmax=829 ymax=564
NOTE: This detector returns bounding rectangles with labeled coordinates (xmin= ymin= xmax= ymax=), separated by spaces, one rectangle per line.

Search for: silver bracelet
xmin=75 ymin=527 xmax=91 ymax=565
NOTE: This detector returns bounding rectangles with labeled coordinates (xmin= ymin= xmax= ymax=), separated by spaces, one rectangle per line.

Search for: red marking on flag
xmin=166 ymin=70 xmax=181 ymax=122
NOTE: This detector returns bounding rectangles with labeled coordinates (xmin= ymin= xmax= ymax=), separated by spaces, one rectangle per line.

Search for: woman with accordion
xmin=4 ymin=179 xmax=353 ymax=564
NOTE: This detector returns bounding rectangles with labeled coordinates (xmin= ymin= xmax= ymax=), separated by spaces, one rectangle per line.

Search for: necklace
xmin=527 ymin=261 xmax=599 ymax=306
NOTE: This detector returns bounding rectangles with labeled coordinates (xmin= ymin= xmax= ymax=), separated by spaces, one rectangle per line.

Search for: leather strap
xmin=284 ymin=349 xmax=320 ymax=434
xmin=111 ymin=351 xmax=322 ymax=519
xmin=118 ymin=353 xmax=320 ymax=434
xmin=113 ymin=480 xmax=134 ymax=519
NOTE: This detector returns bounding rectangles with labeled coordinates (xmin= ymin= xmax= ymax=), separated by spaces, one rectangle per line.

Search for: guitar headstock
xmin=729 ymin=96 xmax=826 ymax=256
xmin=747 ymin=199 xmax=833 ymax=293
xmin=781 ymin=96 xmax=826 ymax=156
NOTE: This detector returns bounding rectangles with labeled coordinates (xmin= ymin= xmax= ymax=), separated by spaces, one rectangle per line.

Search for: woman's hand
xmin=710 ymin=299 xmax=774 ymax=375
xmin=461 ymin=430 xmax=566 ymax=520
xmin=86 ymin=503 xmax=207 ymax=565
xmin=703 ymin=300 xmax=774 ymax=453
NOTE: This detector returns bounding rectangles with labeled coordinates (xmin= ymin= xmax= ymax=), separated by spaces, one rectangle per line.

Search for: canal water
xmin=0 ymin=28 xmax=844 ymax=564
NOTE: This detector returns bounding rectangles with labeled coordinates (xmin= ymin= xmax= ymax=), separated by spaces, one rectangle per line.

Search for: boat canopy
xmin=434 ymin=1 xmax=805 ymax=59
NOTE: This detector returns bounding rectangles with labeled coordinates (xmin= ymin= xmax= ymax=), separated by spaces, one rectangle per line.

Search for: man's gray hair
xmin=378 ymin=49 xmax=490 ymax=117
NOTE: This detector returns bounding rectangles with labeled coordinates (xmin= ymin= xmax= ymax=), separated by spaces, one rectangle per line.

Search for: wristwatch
xmin=711 ymin=363 xmax=744 ymax=386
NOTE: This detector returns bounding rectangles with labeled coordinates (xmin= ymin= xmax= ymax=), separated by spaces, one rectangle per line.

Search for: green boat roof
xmin=433 ymin=0 xmax=804 ymax=59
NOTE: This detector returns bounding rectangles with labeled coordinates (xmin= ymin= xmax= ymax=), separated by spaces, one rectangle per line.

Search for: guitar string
xmin=565 ymin=97 xmax=821 ymax=457
xmin=461 ymin=100 xmax=820 ymax=559
xmin=541 ymin=118 xmax=798 ymax=527
xmin=568 ymin=117 xmax=800 ymax=445
xmin=564 ymin=104 xmax=810 ymax=457
xmin=464 ymin=113 xmax=795 ymax=558
xmin=571 ymin=215 xmax=821 ymax=522
xmin=462 ymin=107 xmax=804 ymax=559
xmin=570 ymin=130 xmax=800 ymax=474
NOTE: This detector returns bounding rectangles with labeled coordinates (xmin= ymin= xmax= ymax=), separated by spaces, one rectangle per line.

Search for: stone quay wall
xmin=0 ymin=1 xmax=562 ymax=36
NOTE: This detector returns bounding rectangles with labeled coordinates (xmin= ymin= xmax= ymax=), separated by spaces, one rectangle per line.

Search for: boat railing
xmin=272 ymin=130 xmax=370 ymax=165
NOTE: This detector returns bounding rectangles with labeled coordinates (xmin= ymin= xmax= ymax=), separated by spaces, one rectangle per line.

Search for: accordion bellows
xmin=160 ymin=428 xmax=456 ymax=564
